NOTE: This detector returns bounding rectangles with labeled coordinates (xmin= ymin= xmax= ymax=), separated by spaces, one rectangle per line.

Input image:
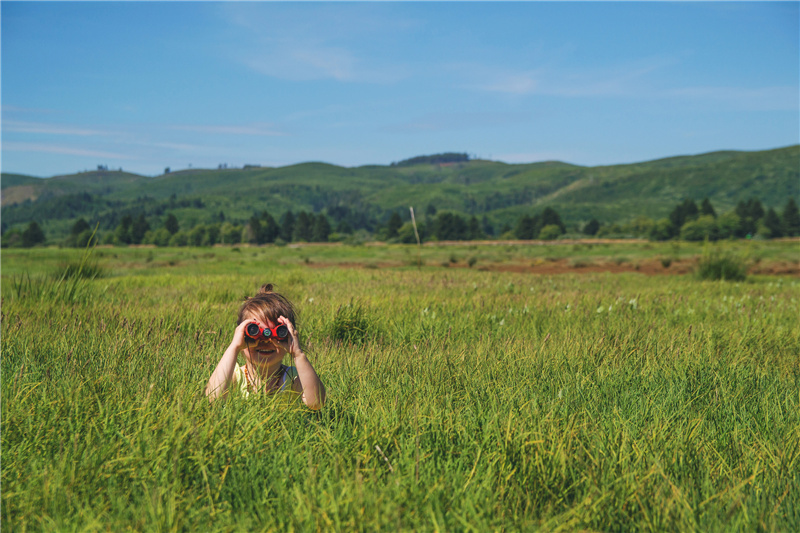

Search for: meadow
xmin=2 ymin=241 xmax=799 ymax=531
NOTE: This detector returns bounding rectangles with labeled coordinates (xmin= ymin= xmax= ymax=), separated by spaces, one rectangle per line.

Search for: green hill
xmin=2 ymin=145 xmax=798 ymax=240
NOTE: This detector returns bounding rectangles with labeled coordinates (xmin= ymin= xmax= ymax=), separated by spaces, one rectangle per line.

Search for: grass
xmin=695 ymin=244 xmax=749 ymax=281
xmin=2 ymin=243 xmax=799 ymax=531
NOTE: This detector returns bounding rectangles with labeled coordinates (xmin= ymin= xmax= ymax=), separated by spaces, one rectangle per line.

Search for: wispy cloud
xmin=667 ymin=85 xmax=799 ymax=111
xmin=3 ymin=142 xmax=134 ymax=160
xmin=462 ymin=56 xmax=678 ymax=98
xmin=3 ymin=120 xmax=109 ymax=136
xmin=385 ymin=111 xmax=530 ymax=134
xmin=218 ymin=3 xmax=413 ymax=84
xmin=169 ymin=123 xmax=287 ymax=136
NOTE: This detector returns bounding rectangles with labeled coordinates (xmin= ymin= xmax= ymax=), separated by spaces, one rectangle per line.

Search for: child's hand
xmin=230 ymin=320 xmax=255 ymax=353
xmin=277 ymin=316 xmax=303 ymax=357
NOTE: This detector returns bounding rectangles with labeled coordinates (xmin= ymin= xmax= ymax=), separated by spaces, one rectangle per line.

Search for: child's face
xmin=242 ymin=313 xmax=287 ymax=367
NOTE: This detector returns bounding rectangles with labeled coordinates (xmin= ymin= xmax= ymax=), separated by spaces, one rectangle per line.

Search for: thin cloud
xmin=219 ymin=3 xmax=412 ymax=84
xmin=170 ymin=123 xmax=287 ymax=136
xmin=3 ymin=142 xmax=134 ymax=160
xmin=667 ymin=85 xmax=799 ymax=111
xmin=385 ymin=111 xmax=530 ymax=134
xmin=3 ymin=120 xmax=108 ymax=136
xmin=466 ymin=56 xmax=678 ymax=98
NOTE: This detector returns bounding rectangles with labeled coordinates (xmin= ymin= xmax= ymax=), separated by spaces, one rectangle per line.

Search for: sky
xmin=1 ymin=1 xmax=798 ymax=178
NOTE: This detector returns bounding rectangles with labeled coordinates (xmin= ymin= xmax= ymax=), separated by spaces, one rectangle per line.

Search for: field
xmin=2 ymin=241 xmax=799 ymax=531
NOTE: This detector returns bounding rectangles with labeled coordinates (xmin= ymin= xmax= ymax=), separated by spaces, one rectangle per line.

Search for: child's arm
xmin=279 ymin=316 xmax=327 ymax=410
xmin=205 ymin=321 xmax=249 ymax=401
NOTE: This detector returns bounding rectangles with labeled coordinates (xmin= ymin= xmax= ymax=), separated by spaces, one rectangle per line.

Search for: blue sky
xmin=2 ymin=1 xmax=798 ymax=177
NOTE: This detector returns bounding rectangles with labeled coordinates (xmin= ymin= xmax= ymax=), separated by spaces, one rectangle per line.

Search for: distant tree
xmin=539 ymin=224 xmax=562 ymax=241
xmin=716 ymin=212 xmax=741 ymax=239
xmin=386 ymin=211 xmax=403 ymax=239
xmin=467 ymin=216 xmax=483 ymax=240
xmin=220 ymin=222 xmax=243 ymax=244
xmin=393 ymin=153 xmax=469 ymax=167
xmin=680 ymin=215 xmax=719 ymax=241
xmin=258 ymin=211 xmax=279 ymax=243
xmin=115 ymin=215 xmax=133 ymax=244
xmin=735 ymin=198 xmax=764 ymax=237
xmin=782 ymin=198 xmax=800 ymax=237
xmin=425 ymin=204 xmax=437 ymax=218
xmin=280 ymin=211 xmax=295 ymax=242
xmin=2 ymin=229 xmax=23 ymax=248
xmin=700 ymin=198 xmax=716 ymax=218
xmin=164 ymin=214 xmax=180 ymax=235
xmin=245 ymin=216 xmax=262 ymax=244
xmin=583 ymin=219 xmax=600 ymax=236
xmin=669 ymin=199 xmax=699 ymax=235
xmin=149 ymin=228 xmax=172 ymax=247
xmin=293 ymin=211 xmax=313 ymax=242
xmin=481 ymin=215 xmax=494 ymax=237
xmin=434 ymin=212 xmax=467 ymax=240
xmin=541 ymin=207 xmax=565 ymax=233
xmin=335 ymin=220 xmax=353 ymax=234
xmin=515 ymin=215 xmax=537 ymax=240
xmin=21 ymin=221 xmax=46 ymax=247
xmin=71 ymin=218 xmax=91 ymax=235
xmin=189 ymin=225 xmax=208 ymax=246
xmin=761 ymin=208 xmax=783 ymax=238
xmin=164 ymin=167 xmax=171 ymax=174
xmin=130 ymin=214 xmax=150 ymax=244
xmin=312 ymin=214 xmax=332 ymax=242
xmin=648 ymin=219 xmax=673 ymax=241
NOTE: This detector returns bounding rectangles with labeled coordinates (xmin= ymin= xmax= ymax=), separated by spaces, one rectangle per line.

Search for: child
xmin=205 ymin=283 xmax=326 ymax=410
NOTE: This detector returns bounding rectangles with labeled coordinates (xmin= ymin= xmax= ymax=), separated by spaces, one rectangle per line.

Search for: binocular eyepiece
xmin=245 ymin=322 xmax=289 ymax=342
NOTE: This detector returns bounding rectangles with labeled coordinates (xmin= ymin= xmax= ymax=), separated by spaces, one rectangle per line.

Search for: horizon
xmin=4 ymin=143 xmax=799 ymax=180
xmin=2 ymin=2 xmax=798 ymax=177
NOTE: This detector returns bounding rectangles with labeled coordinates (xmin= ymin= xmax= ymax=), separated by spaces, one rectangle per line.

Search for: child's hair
xmin=238 ymin=283 xmax=297 ymax=328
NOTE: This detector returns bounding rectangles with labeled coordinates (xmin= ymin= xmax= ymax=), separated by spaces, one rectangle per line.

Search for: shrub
xmin=695 ymin=246 xmax=748 ymax=282
xmin=538 ymin=224 xmax=562 ymax=240
xmin=327 ymin=301 xmax=380 ymax=345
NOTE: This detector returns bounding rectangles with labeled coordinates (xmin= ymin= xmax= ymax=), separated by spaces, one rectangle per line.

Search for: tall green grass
xmin=2 ymin=248 xmax=799 ymax=531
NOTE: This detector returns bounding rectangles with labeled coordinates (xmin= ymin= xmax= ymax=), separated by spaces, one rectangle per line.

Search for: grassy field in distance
xmin=2 ymin=241 xmax=798 ymax=531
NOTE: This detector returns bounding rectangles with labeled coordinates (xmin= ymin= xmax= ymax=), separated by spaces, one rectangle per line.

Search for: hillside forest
xmin=1 ymin=146 xmax=798 ymax=248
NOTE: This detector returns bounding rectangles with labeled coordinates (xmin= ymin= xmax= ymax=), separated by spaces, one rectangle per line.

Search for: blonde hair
xmin=238 ymin=283 xmax=297 ymax=328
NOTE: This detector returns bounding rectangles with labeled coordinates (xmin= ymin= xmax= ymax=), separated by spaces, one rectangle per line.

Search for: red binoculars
xmin=245 ymin=322 xmax=289 ymax=342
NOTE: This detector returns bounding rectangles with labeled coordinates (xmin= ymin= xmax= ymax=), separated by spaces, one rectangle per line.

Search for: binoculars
xmin=245 ymin=322 xmax=289 ymax=342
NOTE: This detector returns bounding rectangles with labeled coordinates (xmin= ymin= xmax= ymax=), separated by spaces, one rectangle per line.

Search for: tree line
xmin=581 ymin=197 xmax=800 ymax=241
xmin=3 ymin=198 xmax=798 ymax=249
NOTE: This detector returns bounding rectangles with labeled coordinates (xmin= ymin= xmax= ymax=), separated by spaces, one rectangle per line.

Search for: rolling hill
xmin=2 ymin=145 xmax=798 ymax=239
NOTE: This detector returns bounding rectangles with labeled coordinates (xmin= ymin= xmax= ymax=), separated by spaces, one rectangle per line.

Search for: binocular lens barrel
xmin=245 ymin=323 xmax=261 ymax=337
xmin=276 ymin=325 xmax=289 ymax=338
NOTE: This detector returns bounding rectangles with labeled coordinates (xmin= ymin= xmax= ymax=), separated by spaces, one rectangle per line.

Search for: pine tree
xmin=246 ymin=216 xmax=262 ymax=244
xmin=71 ymin=218 xmax=91 ymax=235
xmin=21 ymin=221 xmax=45 ymax=247
xmin=583 ymin=219 xmax=600 ymax=236
xmin=467 ymin=216 xmax=483 ymax=240
xmin=293 ymin=212 xmax=313 ymax=242
xmin=541 ymin=207 xmax=565 ymax=233
xmin=386 ymin=211 xmax=403 ymax=239
xmin=279 ymin=211 xmax=295 ymax=242
xmin=130 ymin=214 xmax=150 ymax=244
xmin=700 ymin=198 xmax=716 ymax=218
xmin=782 ymin=198 xmax=800 ymax=237
xmin=164 ymin=214 xmax=179 ymax=235
xmin=515 ymin=215 xmax=536 ymax=240
xmin=312 ymin=214 xmax=331 ymax=242
xmin=762 ymin=208 xmax=783 ymax=238
xmin=115 ymin=215 xmax=133 ymax=244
